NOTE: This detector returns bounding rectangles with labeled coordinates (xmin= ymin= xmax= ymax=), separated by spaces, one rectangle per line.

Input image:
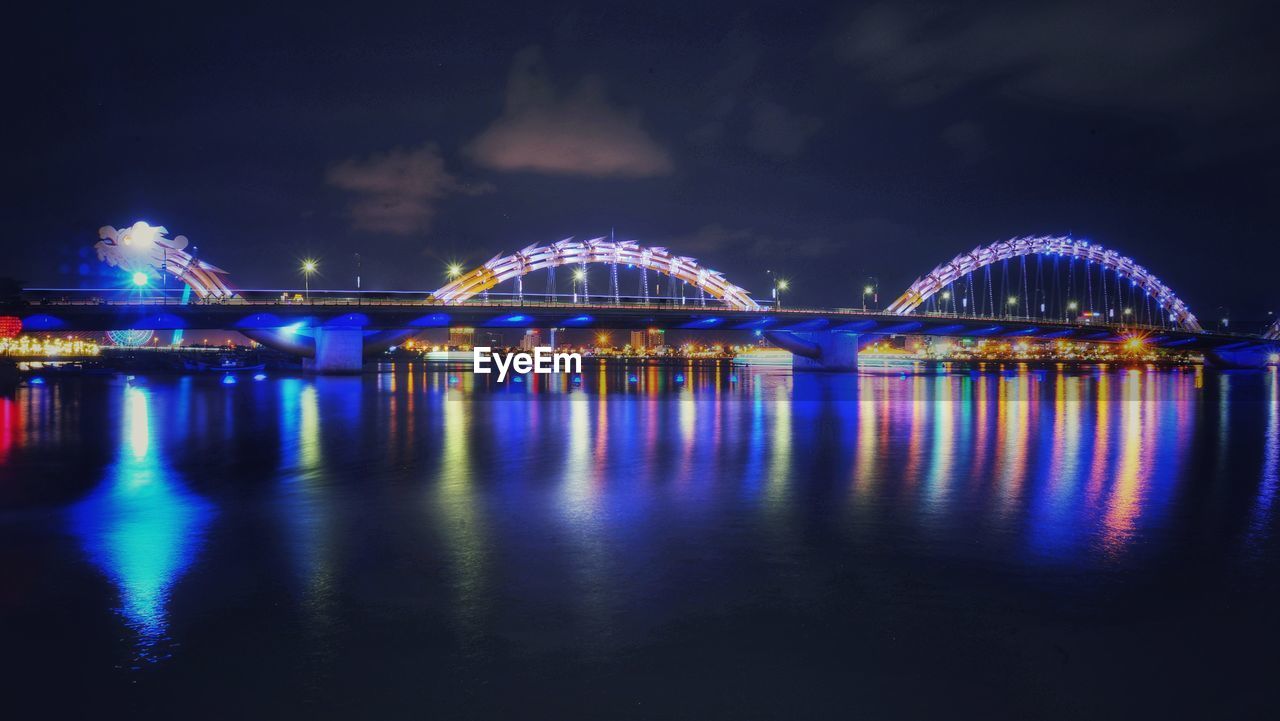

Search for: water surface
xmin=1 ymin=363 xmax=1277 ymax=719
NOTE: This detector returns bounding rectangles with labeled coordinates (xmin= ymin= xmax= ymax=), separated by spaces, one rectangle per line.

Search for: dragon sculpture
xmin=95 ymin=221 xmax=237 ymax=299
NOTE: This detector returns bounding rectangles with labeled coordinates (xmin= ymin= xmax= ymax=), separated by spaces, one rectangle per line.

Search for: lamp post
xmin=776 ymin=279 xmax=788 ymax=310
xmin=940 ymin=290 xmax=951 ymax=315
xmin=301 ymin=259 xmax=317 ymax=301
xmin=1007 ymin=296 xmax=1018 ymax=319
xmin=573 ymin=268 xmax=585 ymax=304
xmin=863 ymin=285 xmax=874 ymax=312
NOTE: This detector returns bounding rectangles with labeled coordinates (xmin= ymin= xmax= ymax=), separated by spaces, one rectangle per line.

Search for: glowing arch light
xmin=886 ymin=235 xmax=1203 ymax=332
xmin=431 ymin=237 xmax=762 ymax=310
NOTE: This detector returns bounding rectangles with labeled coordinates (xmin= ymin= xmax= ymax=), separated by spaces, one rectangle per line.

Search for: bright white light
xmin=132 ymin=272 xmax=148 ymax=287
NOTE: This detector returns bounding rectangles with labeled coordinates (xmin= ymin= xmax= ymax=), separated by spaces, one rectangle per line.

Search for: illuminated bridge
xmin=3 ymin=222 xmax=1276 ymax=371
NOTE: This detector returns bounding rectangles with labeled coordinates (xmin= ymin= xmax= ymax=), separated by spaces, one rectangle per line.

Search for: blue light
xmin=729 ymin=374 xmax=738 ymax=382
xmin=68 ymin=386 xmax=214 ymax=665
xmin=628 ymin=374 xmax=639 ymax=383
xmin=222 ymin=374 xmax=237 ymax=385
xmin=29 ymin=376 xmax=45 ymax=385
xmin=571 ymin=374 xmax=582 ymax=384
xmin=253 ymin=373 xmax=267 ymax=381
xmin=674 ymin=373 xmax=685 ymax=383
xmin=448 ymin=375 xmax=458 ymax=384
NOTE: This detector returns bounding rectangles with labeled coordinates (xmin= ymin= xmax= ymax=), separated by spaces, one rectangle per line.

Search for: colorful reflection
xmin=68 ymin=385 xmax=214 ymax=666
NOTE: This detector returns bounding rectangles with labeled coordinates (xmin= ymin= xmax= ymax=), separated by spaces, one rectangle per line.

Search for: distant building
xmin=629 ymin=330 xmax=646 ymax=352
xmin=519 ymin=329 xmax=542 ymax=351
xmin=646 ymin=328 xmax=665 ymax=350
xmin=449 ymin=327 xmax=475 ymax=349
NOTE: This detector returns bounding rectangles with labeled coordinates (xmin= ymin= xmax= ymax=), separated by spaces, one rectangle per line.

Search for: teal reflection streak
xmin=69 ymin=385 xmax=214 ymax=666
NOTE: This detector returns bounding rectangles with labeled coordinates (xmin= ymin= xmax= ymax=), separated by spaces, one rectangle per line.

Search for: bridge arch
xmin=886 ymin=235 xmax=1203 ymax=332
xmin=430 ymin=237 xmax=762 ymax=311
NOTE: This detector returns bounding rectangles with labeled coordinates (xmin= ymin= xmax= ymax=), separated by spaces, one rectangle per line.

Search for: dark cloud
xmin=467 ymin=47 xmax=674 ymax=178
xmin=665 ymin=223 xmax=843 ymax=260
xmin=941 ymin=121 xmax=986 ymax=164
xmin=838 ymin=1 xmax=1274 ymax=117
xmin=325 ymin=144 xmax=491 ymax=235
xmin=746 ymin=100 xmax=824 ymax=159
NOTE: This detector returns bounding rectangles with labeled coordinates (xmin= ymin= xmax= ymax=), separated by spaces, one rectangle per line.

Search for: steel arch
xmin=430 ymin=237 xmax=762 ymax=310
xmin=885 ymin=235 xmax=1202 ymax=332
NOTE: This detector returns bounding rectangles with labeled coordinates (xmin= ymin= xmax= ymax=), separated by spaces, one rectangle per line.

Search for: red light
xmin=0 ymin=316 xmax=21 ymax=339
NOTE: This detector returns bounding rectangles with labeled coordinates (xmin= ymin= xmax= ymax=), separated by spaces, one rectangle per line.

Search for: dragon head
xmin=95 ymin=221 xmax=189 ymax=277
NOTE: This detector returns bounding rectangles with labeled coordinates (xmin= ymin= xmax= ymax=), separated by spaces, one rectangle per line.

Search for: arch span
xmin=886 ymin=235 xmax=1203 ymax=332
xmin=431 ymin=237 xmax=762 ymax=310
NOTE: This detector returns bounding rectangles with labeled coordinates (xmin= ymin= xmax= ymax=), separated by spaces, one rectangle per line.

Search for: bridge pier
xmin=764 ymin=330 xmax=862 ymax=372
xmin=308 ymin=327 xmax=366 ymax=373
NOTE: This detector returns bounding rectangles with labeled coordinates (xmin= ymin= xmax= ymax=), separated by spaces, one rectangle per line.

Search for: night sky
xmin=9 ymin=1 xmax=1280 ymax=321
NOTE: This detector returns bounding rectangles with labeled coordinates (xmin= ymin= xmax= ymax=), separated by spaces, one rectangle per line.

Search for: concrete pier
xmin=763 ymin=330 xmax=862 ymax=372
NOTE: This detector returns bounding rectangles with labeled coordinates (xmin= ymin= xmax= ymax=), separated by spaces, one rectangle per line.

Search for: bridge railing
xmin=15 ymin=288 xmax=1246 ymax=337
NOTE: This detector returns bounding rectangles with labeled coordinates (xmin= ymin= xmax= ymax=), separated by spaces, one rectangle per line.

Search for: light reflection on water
xmin=1 ymin=362 xmax=1278 ymax=714
xmin=65 ymin=384 xmax=214 ymax=666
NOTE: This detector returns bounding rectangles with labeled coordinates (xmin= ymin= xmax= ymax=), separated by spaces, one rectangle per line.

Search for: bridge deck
xmin=3 ymin=294 xmax=1271 ymax=352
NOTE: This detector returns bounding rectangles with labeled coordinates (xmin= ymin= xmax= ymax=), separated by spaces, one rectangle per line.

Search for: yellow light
xmin=777 ymin=279 xmax=789 ymax=290
xmin=574 ymin=269 xmax=586 ymax=280
xmin=447 ymin=263 xmax=463 ymax=279
xmin=301 ymin=259 xmax=317 ymax=274
xmin=596 ymin=333 xmax=610 ymax=345
xmin=863 ymin=285 xmax=872 ymax=294
xmin=1008 ymin=296 xmax=1018 ymax=305
xmin=1122 ymin=337 xmax=1144 ymax=352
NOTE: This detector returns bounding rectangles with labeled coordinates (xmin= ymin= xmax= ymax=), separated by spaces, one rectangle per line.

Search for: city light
xmin=1 ymin=335 xmax=101 ymax=357
xmin=132 ymin=272 xmax=148 ymax=287
xmin=300 ymin=259 xmax=317 ymax=300
xmin=447 ymin=263 xmax=463 ymax=279
xmin=573 ymin=268 xmax=586 ymax=281
xmin=777 ymin=279 xmax=789 ymax=291
xmin=1008 ymin=296 xmax=1018 ymax=305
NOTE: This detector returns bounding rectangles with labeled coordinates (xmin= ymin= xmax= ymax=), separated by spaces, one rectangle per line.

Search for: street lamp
xmin=301 ymin=259 xmax=317 ymax=301
xmin=1007 ymin=296 xmax=1018 ymax=318
xmin=447 ymin=263 xmax=463 ymax=280
xmin=776 ymin=279 xmax=789 ymax=309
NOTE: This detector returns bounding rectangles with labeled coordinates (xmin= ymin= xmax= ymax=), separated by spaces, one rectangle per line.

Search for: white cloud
xmin=326 ymin=144 xmax=490 ymax=235
xmin=467 ymin=47 xmax=674 ymax=178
